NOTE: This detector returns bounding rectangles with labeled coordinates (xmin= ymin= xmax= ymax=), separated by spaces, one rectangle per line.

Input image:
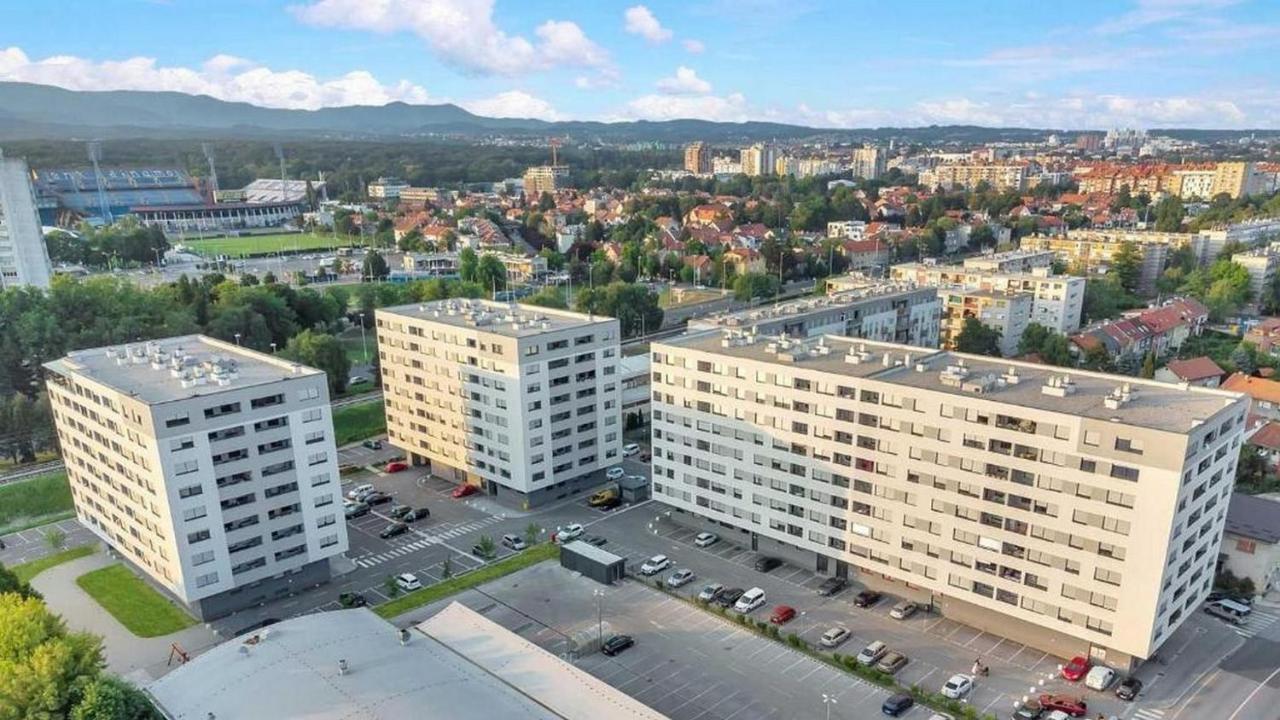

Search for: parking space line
xmin=965 ymin=631 xmax=990 ymax=648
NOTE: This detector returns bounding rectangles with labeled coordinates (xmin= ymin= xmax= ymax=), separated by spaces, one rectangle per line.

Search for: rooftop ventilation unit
xmin=1001 ymin=366 xmax=1021 ymax=385
xmin=1103 ymin=383 xmax=1134 ymax=410
xmin=1041 ymin=374 xmax=1076 ymax=397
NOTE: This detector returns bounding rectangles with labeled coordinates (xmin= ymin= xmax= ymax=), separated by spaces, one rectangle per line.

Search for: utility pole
xmin=593 ymin=589 xmax=604 ymax=649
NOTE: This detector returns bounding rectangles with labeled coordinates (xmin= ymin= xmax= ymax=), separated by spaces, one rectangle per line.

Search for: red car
xmin=384 ymin=461 xmax=408 ymax=473
xmin=1060 ymin=656 xmax=1090 ymax=682
xmin=451 ymin=484 xmax=478 ymax=498
xmin=769 ymin=605 xmax=796 ymax=624
xmin=1038 ymin=694 xmax=1087 ymax=717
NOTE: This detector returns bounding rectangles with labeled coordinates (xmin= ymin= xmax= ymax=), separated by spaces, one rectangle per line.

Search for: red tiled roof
xmin=1248 ymin=421 xmax=1280 ymax=451
xmin=1223 ymin=373 xmax=1280 ymax=405
xmin=1164 ymin=356 xmax=1224 ymax=382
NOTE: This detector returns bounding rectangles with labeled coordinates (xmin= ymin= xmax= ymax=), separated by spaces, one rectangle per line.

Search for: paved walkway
xmin=30 ymin=551 xmax=219 ymax=684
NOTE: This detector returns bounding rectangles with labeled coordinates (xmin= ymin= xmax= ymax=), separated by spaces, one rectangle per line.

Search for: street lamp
xmin=234 ymin=333 xmax=242 ymax=347
xmin=593 ymin=589 xmax=605 ymax=649
xmin=270 ymin=342 xmax=277 ymax=354
xmin=358 ymin=315 xmax=369 ymax=362
xmin=822 ymin=693 xmax=837 ymax=720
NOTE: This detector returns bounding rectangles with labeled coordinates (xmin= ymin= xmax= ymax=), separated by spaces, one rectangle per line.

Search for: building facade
xmin=938 ymin=288 xmax=1032 ymax=357
xmin=851 ymin=146 xmax=885 ymax=180
xmin=684 ymin=142 xmax=712 ymax=174
xmin=891 ymin=263 xmax=1085 ymax=334
xmin=523 ymin=165 xmax=569 ymax=198
xmin=1230 ymin=247 xmax=1279 ymax=302
xmin=919 ymin=163 xmax=1030 ymax=192
xmin=44 ymin=336 xmax=348 ymax=620
xmin=740 ymin=144 xmax=778 ymax=177
xmin=963 ymin=250 xmax=1056 ymax=275
xmin=375 ymin=300 xmax=622 ymax=508
xmin=367 ymin=177 xmax=410 ymax=200
xmin=649 ymin=331 xmax=1247 ymax=667
xmin=0 ymin=154 xmax=53 ymax=288
xmin=1029 ymin=231 xmax=1175 ymax=296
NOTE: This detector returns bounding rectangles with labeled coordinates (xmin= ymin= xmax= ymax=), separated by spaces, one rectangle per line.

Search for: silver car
xmin=666 ymin=568 xmax=695 ymax=588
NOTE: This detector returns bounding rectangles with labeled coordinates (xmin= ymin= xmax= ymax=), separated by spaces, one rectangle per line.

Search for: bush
xmin=654 ymin=579 xmax=664 ymax=590
xmin=786 ymin=632 xmax=806 ymax=649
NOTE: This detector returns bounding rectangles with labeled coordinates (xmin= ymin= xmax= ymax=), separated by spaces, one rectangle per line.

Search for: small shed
xmin=618 ymin=474 xmax=650 ymax=504
xmin=560 ymin=541 xmax=626 ymax=585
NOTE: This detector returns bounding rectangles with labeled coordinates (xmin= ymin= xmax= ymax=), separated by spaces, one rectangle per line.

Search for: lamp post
xmin=593 ymin=589 xmax=605 ymax=649
xmin=822 ymin=693 xmax=837 ymax=720
xmin=359 ymin=314 xmax=369 ymax=362
xmin=234 ymin=332 xmax=242 ymax=347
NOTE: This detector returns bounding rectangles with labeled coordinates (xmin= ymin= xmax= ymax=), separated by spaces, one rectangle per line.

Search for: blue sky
xmin=1 ymin=0 xmax=1277 ymax=128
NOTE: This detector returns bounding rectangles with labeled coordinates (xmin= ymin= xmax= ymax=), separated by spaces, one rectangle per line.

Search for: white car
xmin=1044 ymin=713 xmax=1072 ymax=720
xmin=346 ymin=483 xmax=373 ymax=500
xmin=348 ymin=375 xmax=369 ymax=385
xmin=622 ymin=443 xmax=641 ymax=457
xmin=820 ymin=626 xmax=851 ymax=648
xmin=640 ymin=555 xmax=671 ymax=575
xmin=940 ymin=674 xmax=974 ymax=699
xmin=605 ymin=466 xmax=625 ymax=480
xmin=855 ymin=640 xmax=887 ymax=665
xmin=734 ymin=587 xmax=766 ymax=613
xmin=889 ymin=600 xmax=919 ymax=619
xmin=1085 ymin=665 xmax=1116 ymax=691
xmin=666 ymin=568 xmax=695 ymax=587
xmin=694 ymin=532 xmax=719 ymax=548
xmin=555 ymin=523 xmax=585 ymax=543
xmin=395 ymin=573 xmax=422 ymax=592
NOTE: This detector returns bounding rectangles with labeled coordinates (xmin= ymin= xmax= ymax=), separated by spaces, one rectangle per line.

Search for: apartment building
xmin=523 ymin=165 xmax=569 ymax=198
xmin=43 ymin=336 xmax=348 ymax=620
xmin=891 ymin=263 xmax=1085 ymax=334
xmin=962 ymin=249 xmax=1055 ymax=275
xmin=375 ymin=299 xmax=622 ymax=508
xmin=851 ymin=146 xmax=885 ymax=180
xmin=1028 ymin=231 xmax=1174 ymax=295
xmin=0 ymin=153 xmax=52 ymax=288
xmin=740 ymin=143 xmax=779 ymax=177
xmin=919 ymin=163 xmax=1030 ymax=192
xmin=937 ymin=288 xmax=1031 ymax=357
xmin=693 ymin=278 xmax=940 ymax=347
xmin=367 ymin=177 xmax=410 ymax=200
xmin=684 ymin=142 xmax=711 ymax=174
xmin=1230 ymin=246 xmax=1279 ymax=301
xmin=1212 ymin=161 xmax=1262 ymax=200
xmin=649 ymin=331 xmax=1247 ymax=667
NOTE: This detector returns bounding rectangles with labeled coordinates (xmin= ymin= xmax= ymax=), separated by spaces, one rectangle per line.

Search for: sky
xmin=1 ymin=0 xmax=1278 ymax=129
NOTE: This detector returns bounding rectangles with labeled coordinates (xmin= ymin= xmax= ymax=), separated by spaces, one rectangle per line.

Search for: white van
xmin=734 ymin=587 xmax=767 ymax=613
xmin=1214 ymin=598 xmax=1252 ymax=617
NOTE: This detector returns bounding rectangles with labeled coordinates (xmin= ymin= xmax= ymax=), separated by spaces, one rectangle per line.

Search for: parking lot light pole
xmin=822 ymin=693 xmax=836 ymax=720
xmin=593 ymin=589 xmax=604 ymax=648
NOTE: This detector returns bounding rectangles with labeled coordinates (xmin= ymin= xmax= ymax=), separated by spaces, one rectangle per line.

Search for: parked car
xmin=346 ymin=483 xmax=374 ymax=500
xmin=363 ymin=491 xmax=392 ymax=505
xmin=890 ymin=600 xmax=919 ymax=620
xmin=451 ymin=483 xmax=478 ymax=498
xmin=601 ymin=634 xmax=634 ymax=656
xmin=769 ymin=605 xmax=796 ymax=624
xmin=666 ymin=568 xmax=696 ymax=588
xmin=554 ymin=523 xmax=584 ymax=543
xmin=471 ymin=542 xmax=495 ymax=559
xmin=1011 ymin=700 xmax=1044 ymax=719
xmin=734 ymin=587 xmax=767 ymax=613
xmin=1207 ymin=591 xmax=1252 ymax=606
xmin=716 ymin=588 xmax=745 ymax=608
xmin=854 ymin=590 xmax=883 ymax=608
xmin=817 ymin=577 xmax=847 ymax=596
xmin=855 ymin=640 xmax=888 ymax=665
xmin=384 ymin=461 xmax=408 ymax=473
xmin=820 ymin=626 xmax=851 ymax=648
xmin=1043 ymin=712 xmax=1072 ymax=720
xmin=1115 ymin=676 xmax=1143 ymax=701
xmin=582 ymin=534 xmax=608 ymax=547
xmin=338 ymin=592 xmax=366 ymax=608
xmin=395 ymin=573 xmax=422 ymax=592
xmin=753 ymin=556 xmax=782 ymax=572
xmin=388 ymin=504 xmax=412 ymax=519
xmin=349 ymin=376 xmax=369 ymax=386
xmin=344 ymin=501 xmax=370 ymax=518
xmin=622 ymin=442 xmax=641 ymax=457
xmin=697 ymin=583 xmax=725 ymax=602
xmin=876 ymin=651 xmax=909 ymax=675
xmin=401 ymin=507 xmax=429 ymax=522
xmin=640 ymin=555 xmax=671 ymax=575
xmin=1204 ymin=603 xmax=1244 ymax=625
xmin=941 ymin=674 xmax=974 ymax=699
xmin=379 ymin=522 xmax=408 ymax=539
xmin=1060 ymin=656 xmax=1090 ymax=682
xmin=1037 ymin=695 xmax=1087 ymax=717
xmin=605 ymin=466 xmax=625 ymax=480
xmin=501 ymin=534 xmax=527 ymax=551
xmin=881 ymin=693 xmax=914 ymax=717
xmin=361 ymin=439 xmax=383 ymax=450
xmin=1085 ymin=665 xmax=1116 ymax=691
xmin=694 ymin=532 xmax=719 ymax=548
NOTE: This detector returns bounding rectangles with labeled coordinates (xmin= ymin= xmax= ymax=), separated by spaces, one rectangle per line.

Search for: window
xmin=178 ymin=484 xmax=203 ymax=499
xmin=250 ymin=393 xmax=284 ymax=409
xmin=1115 ymin=437 xmax=1143 ymax=454
xmin=307 ymin=452 xmax=328 ymax=467
xmin=317 ymin=514 xmax=337 ymax=528
xmin=314 ymin=493 xmax=334 ymax=508
xmin=182 ymin=506 xmax=207 ymax=521
xmin=165 ymin=413 xmax=191 ymax=428
xmin=204 ymin=402 xmax=241 ymax=419
xmin=170 ymin=437 xmax=194 ymax=452
xmin=297 ymin=387 xmax=320 ymax=401
xmin=195 ymin=572 xmax=219 ymax=588
xmin=1083 ymin=430 xmax=1100 ymax=446
xmin=311 ymin=472 xmax=332 ymax=487
xmin=302 ymin=408 xmax=323 ymax=423
xmin=304 ymin=430 xmax=325 ymax=445
xmin=174 ymin=460 xmax=199 ymax=476
xmin=191 ymin=550 xmax=215 ymax=566
xmin=187 ymin=529 xmax=210 ymax=544
xmin=319 ymin=534 xmax=340 ymax=549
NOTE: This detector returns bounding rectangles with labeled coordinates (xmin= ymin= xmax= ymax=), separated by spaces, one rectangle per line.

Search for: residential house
xmin=1222 ymin=493 xmax=1280 ymax=595
xmin=1154 ymin=356 xmax=1224 ymax=387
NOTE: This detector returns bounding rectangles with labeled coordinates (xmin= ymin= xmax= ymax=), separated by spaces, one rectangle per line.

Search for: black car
xmin=881 ymin=693 xmax=914 ymax=717
xmin=854 ymin=590 xmax=883 ymax=607
xmin=379 ymin=522 xmax=408 ymax=539
xmin=362 ymin=439 xmax=383 ymax=450
xmin=363 ymin=491 xmax=392 ymax=505
xmin=338 ymin=592 xmax=367 ymax=608
xmin=817 ymin=577 xmax=848 ymax=596
xmin=716 ymin=587 xmax=746 ymax=608
xmin=754 ymin=556 xmax=783 ymax=572
xmin=402 ymin=507 xmax=429 ymax=522
xmin=583 ymin=534 xmax=608 ymax=547
xmin=601 ymin=634 xmax=635 ymax=656
xmin=1115 ymin=676 xmax=1143 ymax=701
xmin=344 ymin=502 xmax=370 ymax=518
xmin=1207 ymin=591 xmax=1253 ymax=606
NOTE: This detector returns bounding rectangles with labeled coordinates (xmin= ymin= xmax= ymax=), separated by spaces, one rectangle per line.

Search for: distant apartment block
xmin=522 ymin=165 xmax=569 ymax=198
xmin=649 ymin=330 xmax=1248 ymax=667
xmin=740 ymin=143 xmax=779 ymax=177
xmin=937 ymin=288 xmax=1031 ymax=357
xmin=1230 ymin=246 xmax=1280 ymax=302
xmin=367 ymin=177 xmax=410 ymax=200
xmin=851 ymin=146 xmax=885 ymax=180
xmin=375 ymin=300 xmax=622 ymax=508
xmin=919 ymin=163 xmax=1030 ymax=192
xmin=827 ymin=220 xmax=867 ymax=240
xmin=0 ymin=153 xmax=52 ymax=288
xmin=963 ymin=249 xmax=1056 ymax=275
xmin=1028 ymin=231 xmax=1174 ymax=296
xmin=684 ymin=142 xmax=712 ymax=174
xmin=44 ymin=336 xmax=348 ymax=620
xmin=891 ymin=262 xmax=1085 ymax=334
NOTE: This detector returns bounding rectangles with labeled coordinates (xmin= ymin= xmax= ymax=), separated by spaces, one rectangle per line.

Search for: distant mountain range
xmin=0 ymin=82 xmax=1272 ymax=144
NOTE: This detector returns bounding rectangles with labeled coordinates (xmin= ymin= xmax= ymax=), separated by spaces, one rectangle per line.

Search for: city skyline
xmin=1 ymin=0 xmax=1278 ymax=129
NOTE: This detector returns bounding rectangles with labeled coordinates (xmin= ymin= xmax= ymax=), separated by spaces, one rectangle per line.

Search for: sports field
xmin=177 ymin=232 xmax=361 ymax=257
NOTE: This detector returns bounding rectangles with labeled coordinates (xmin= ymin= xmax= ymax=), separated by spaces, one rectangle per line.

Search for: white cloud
xmin=682 ymin=39 xmax=706 ymax=54
xmin=656 ymin=66 xmax=711 ymax=95
xmin=290 ymin=0 xmax=612 ymax=77
xmin=619 ymin=92 xmax=749 ymax=122
xmin=1095 ymin=0 xmax=1242 ymax=35
xmin=461 ymin=90 xmax=560 ymax=121
xmin=0 ymin=46 xmax=429 ymax=110
xmin=624 ymin=5 xmax=673 ymax=43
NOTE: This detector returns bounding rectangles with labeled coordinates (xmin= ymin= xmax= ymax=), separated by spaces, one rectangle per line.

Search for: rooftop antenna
xmin=202 ymin=143 xmax=219 ymax=199
xmin=87 ymin=140 xmax=112 ymax=223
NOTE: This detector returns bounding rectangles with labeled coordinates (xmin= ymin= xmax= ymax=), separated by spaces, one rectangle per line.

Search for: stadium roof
xmin=241 ymin=178 xmax=325 ymax=204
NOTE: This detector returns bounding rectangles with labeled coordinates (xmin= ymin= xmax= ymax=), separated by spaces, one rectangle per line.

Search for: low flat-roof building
xmin=1222 ymin=493 xmax=1280 ymax=595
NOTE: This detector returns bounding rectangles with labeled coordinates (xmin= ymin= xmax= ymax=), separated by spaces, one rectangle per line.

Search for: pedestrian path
xmin=1234 ymin=607 xmax=1280 ymax=638
xmin=351 ymin=516 xmax=504 ymax=568
xmin=1132 ymin=707 xmax=1165 ymax=720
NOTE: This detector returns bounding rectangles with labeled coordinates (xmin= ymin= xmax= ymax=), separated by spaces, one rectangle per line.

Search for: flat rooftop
xmin=693 ymin=281 xmax=928 ymax=329
xmin=660 ymin=331 xmax=1242 ymax=433
xmin=44 ymin=335 xmax=321 ymax=405
xmin=378 ymin=298 xmax=613 ymax=338
xmin=149 ymin=604 xmax=666 ymax=720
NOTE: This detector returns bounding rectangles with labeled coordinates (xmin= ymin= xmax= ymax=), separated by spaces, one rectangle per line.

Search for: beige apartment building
xmin=684 ymin=142 xmax=711 ymax=174
xmin=1028 ymin=231 xmax=1175 ymax=295
xmin=938 ymin=287 xmax=1031 ymax=357
xmin=44 ymin=336 xmax=348 ymax=620
xmin=919 ymin=162 xmax=1030 ymax=192
xmin=891 ymin=262 xmax=1085 ymax=334
xmin=523 ymin=165 xmax=569 ymax=198
xmin=649 ymin=331 xmax=1247 ymax=667
xmin=962 ymin=249 xmax=1056 ymax=275
xmin=375 ymin=299 xmax=622 ymax=509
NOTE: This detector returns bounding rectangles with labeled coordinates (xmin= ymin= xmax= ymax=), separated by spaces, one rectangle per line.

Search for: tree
xmin=70 ymin=676 xmax=162 ymax=720
xmin=573 ymin=282 xmax=663 ymax=338
xmin=1083 ymin=278 xmax=1137 ymax=323
xmin=46 ymin=528 xmax=66 ymax=551
xmin=1235 ymin=445 xmax=1274 ymax=494
xmin=1109 ymin=241 xmax=1143 ymax=294
xmin=953 ymin=318 xmax=1002 ymax=356
xmin=458 ymin=247 xmax=478 ymax=283
xmin=0 ymin=594 xmax=106 ymax=720
xmin=384 ymin=575 xmax=402 ymax=598
xmin=281 ymin=330 xmax=351 ymax=395
xmin=524 ymin=522 xmax=541 ymax=548
xmin=475 ymin=535 xmax=496 ymax=560
xmin=475 ymin=254 xmax=507 ymax=294
xmin=441 ymin=555 xmax=453 ymax=579
xmin=1231 ymin=343 xmax=1257 ymax=376
xmin=733 ymin=272 xmax=779 ymax=302
xmin=1018 ymin=323 xmax=1052 ymax=357
xmin=1152 ymin=195 xmax=1185 ymax=232
xmin=361 ymin=249 xmax=389 ymax=281
xmin=1140 ymin=351 xmax=1156 ymax=379
xmin=0 ymin=562 xmax=40 ymax=600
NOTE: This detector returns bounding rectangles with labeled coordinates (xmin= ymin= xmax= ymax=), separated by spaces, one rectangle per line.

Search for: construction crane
xmin=273 ymin=143 xmax=286 ymax=199
xmin=548 ymin=137 xmax=562 ymax=166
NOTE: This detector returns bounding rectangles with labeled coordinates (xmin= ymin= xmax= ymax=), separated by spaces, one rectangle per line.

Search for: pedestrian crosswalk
xmin=1132 ymin=708 xmax=1165 ymax=720
xmin=351 ymin=516 xmax=504 ymax=568
xmin=1235 ymin=608 xmax=1280 ymax=638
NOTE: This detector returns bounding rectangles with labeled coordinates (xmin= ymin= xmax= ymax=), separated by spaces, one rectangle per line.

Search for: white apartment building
xmin=650 ymin=331 xmax=1247 ymax=667
xmin=375 ymin=299 xmax=622 ymax=509
xmin=1229 ymin=247 xmax=1279 ymax=302
xmin=937 ymin=288 xmax=1031 ymax=357
xmin=891 ymin=263 xmax=1085 ymax=334
xmin=827 ymin=220 xmax=867 ymax=240
xmin=962 ymin=249 xmax=1056 ymax=275
xmin=367 ymin=177 xmax=410 ymax=200
xmin=0 ymin=153 xmax=53 ymax=288
xmin=44 ymin=336 xmax=348 ymax=620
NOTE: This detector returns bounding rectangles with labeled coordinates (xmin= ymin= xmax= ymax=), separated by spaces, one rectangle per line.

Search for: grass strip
xmin=375 ymin=542 xmax=559 ymax=619
xmin=76 ymin=564 xmax=196 ymax=638
xmin=11 ymin=545 xmax=96 ymax=583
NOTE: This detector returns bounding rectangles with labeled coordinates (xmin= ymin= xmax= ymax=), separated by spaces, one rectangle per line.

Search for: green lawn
xmin=0 ymin=472 xmax=75 ymax=534
xmin=375 ymin=542 xmax=559 ymax=619
xmin=11 ymin=545 xmax=96 ymax=583
xmin=177 ymin=232 xmax=361 ymax=258
xmin=332 ymin=400 xmax=386 ymax=445
xmin=76 ymin=564 xmax=196 ymax=638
